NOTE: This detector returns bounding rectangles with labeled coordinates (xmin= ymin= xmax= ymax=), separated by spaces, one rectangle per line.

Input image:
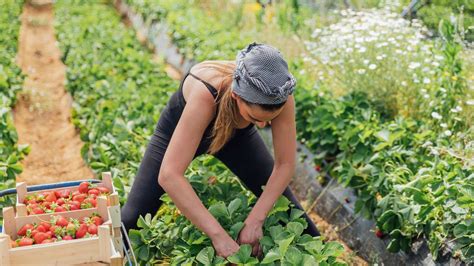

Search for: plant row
xmin=0 ymin=0 xmax=29 ymax=225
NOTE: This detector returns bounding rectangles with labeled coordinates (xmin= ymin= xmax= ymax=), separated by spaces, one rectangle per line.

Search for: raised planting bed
xmin=260 ymin=129 xmax=464 ymax=266
xmin=115 ymin=0 xmax=196 ymax=75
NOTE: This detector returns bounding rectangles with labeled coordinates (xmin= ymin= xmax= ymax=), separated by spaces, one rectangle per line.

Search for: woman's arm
xmin=246 ymin=95 xmax=297 ymax=224
xmin=158 ymin=80 xmax=228 ymax=241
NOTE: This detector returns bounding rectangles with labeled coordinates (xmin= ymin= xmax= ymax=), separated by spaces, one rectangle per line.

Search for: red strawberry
xmin=45 ymin=231 xmax=53 ymax=239
xmin=73 ymin=194 xmax=87 ymax=203
xmin=375 ymin=228 xmax=384 ymax=238
xmin=40 ymin=222 xmax=51 ymax=231
xmin=91 ymin=216 xmax=103 ymax=226
xmin=56 ymin=198 xmax=65 ymax=206
xmin=42 ymin=201 xmax=52 ymax=209
xmin=55 ymin=206 xmax=66 ymax=212
xmin=57 ymin=189 xmax=71 ymax=198
xmin=314 ymin=165 xmax=321 ymax=172
xmin=72 ymin=191 xmax=81 ymax=197
xmin=78 ymin=182 xmax=90 ymax=194
xmin=54 ymin=190 xmax=62 ymax=198
xmin=27 ymin=199 xmax=37 ymax=205
xmin=32 ymin=207 xmax=45 ymax=214
xmin=36 ymin=225 xmax=47 ymax=233
xmin=31 ymin=229 xmax=38 ymax=237
xmin=87 ymin=224 xmax=98 ymax=235
xmin=33 ymin=232 xmax=48 ymax=244
xmin=63 ymin=235 xmax=73 ymax=240
xmin=17 ymin=224 xmax=34 ymax=236
xmin=97 ymin=187 xmax=109 ymax=194
xmin=55 ymin=216 xmax=69 ymax=227
xmin=88 ymin=188 xmax=99 ymax=197
xmin=41 ymin=239 xmax=54 ymax=244
xmin=44 ymin=192 xmax=57 ymax=202
xmin=18 ymin=237 xmax=34 ymax=247
xmin=69 ymin=204 xmax=79 ymax=211
xmin=70 ymin=200 xmax=81 ymax=209
xmin=76 ymin=224 xmax=88 ymax=239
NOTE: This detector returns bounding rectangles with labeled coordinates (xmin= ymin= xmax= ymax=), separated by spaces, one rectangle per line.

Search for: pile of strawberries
xmin=12 ymin=214 xmax=104 ymax=247
xmin=23 ymin=182 xmax=110 ymax=215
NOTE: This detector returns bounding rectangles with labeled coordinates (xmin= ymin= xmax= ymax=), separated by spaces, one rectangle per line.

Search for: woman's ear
xmin=231 ymin=91 xmax=239 ymax=100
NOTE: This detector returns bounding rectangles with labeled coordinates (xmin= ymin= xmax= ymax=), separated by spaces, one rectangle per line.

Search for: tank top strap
xmin=188 ymin=72 xmax=219 ymax=100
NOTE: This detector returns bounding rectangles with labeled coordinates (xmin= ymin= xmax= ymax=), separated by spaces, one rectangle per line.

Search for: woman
xmin=121 ymin=42 xmax=319 ymax=258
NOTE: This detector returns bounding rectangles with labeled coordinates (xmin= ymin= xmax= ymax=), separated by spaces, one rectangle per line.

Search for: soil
xmin=13 ymin=2 xmax=94 ymax=185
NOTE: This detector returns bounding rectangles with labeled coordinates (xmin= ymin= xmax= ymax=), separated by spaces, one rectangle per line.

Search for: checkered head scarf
xmin=232 ymin=42 xmax=296 ymax=105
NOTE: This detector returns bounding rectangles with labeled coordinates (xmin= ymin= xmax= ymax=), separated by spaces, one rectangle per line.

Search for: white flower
xmin=423 ymin=94 xmax=429 ymax=99
xmin=414 ymin=78 xmax=420 ymax=83
xmin=401 ymin=81 xmax=407 ymax=86
xmin=422 ymin=141 xmax=433 ymax=148
xmin=456 ymin=106 xmax=462 ymax=112
xmin=357 ymin=69 xmax=366 ymax=74
xmin=444 ymin=130 xmax=452 ymax=137
xmin=440 ymin=87 xmax=447 ymax=93
xmin=432 ymin=61 xmax=440 ymax=67
xmin=423 ymin=78 xmax=431 ymax=84
xmin=467 ymin=100 xmax=474 ymax=106
xmin=440 ymin=123 xmax=448 ymax=128
xmin=376 ymin=55 xmax=383 ymax=60
xmin=409 ymin=62 xmax=421 ymax=69
xmin=369 ymin=64 xmax=377 ymax=70
xmin=430 ymin=148 xmax=439 ymax=156
xmin=451 ymin=108 xmax=459 ymax=113
xmin=358 ymin=47 xmax=367 ymax=53
xmin=431 ymin=112 xmax=442 ymax=120
xmin=363 ymin=59 xmax=370 ymax=65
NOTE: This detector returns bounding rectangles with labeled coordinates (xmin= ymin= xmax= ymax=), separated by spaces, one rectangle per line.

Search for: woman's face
xmin=232 ymin=92 xmax=283 ymax=128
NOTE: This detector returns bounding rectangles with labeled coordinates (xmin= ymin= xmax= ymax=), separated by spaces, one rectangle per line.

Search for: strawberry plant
xmin=0 ymin=0 xmax=29 ymax=225
xmin=130 ymin=169 xmax=345 ymax=265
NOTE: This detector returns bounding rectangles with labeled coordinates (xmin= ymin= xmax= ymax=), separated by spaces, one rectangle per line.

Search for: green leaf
xmin=227 ymin=244 xmax=253 ymax=264
xmin=209 ymin=202 xmax=229 ymax=219
xmin=284 ymin=246 xmax=302 ymax=265
xmin=228 ymin=198 xmax=242 ymax=217
xmin=289 ymin=208 xmax=305 ymax=221
xmin=261 ymin=248 xmax=280 ymax=264
xmin=276 ymin=235 xmax=295 ymax=256
xmin=268 ymin=196 xmax=290 ymax=216
xmin=286 ymin=222 xmax=304 ymax=238
xmin=387 ymin=239 xmax=400 ymax=253
xmin=196 ymin=247 xmax=215 ymax=266
xmin=229 ymin=222 xmax=245 ymax=239
xmin=137 ymin=245 xmax=150 ymax=261
xmin=128 ymin=229 xmax=143 ymax=246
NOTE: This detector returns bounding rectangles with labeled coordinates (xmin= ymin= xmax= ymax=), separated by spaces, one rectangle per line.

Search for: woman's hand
xmin=237 ymin=219 xmax=264 ymax=258
xmin=211 ymin=232 xmax=240 ymax=258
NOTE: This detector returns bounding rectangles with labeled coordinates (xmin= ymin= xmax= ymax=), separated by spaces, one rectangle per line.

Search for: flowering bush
xmin=304 ymin=8 xmax=444 ymax=118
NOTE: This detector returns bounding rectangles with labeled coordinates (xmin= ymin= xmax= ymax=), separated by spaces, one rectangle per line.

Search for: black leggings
xmin=121 ymin=88 xmax=320 ymax=238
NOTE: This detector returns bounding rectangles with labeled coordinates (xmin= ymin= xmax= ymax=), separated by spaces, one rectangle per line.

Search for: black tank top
xmin=161 ymin=71 xmax=253 ymax=139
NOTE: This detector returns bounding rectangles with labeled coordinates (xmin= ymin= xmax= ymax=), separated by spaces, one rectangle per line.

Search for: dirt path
xmin=13 ymin=2 xmax=94 ymax=185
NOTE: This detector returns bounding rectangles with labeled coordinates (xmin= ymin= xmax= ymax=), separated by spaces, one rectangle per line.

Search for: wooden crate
xmin=16 ymin=172 xmax=115 ymax=217
xmin=0 ymin=173 xmax=124 ymax=265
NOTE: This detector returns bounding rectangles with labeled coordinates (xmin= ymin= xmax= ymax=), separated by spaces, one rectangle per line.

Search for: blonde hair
xmin=197 ymin=61 xmax=239 ymax=154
